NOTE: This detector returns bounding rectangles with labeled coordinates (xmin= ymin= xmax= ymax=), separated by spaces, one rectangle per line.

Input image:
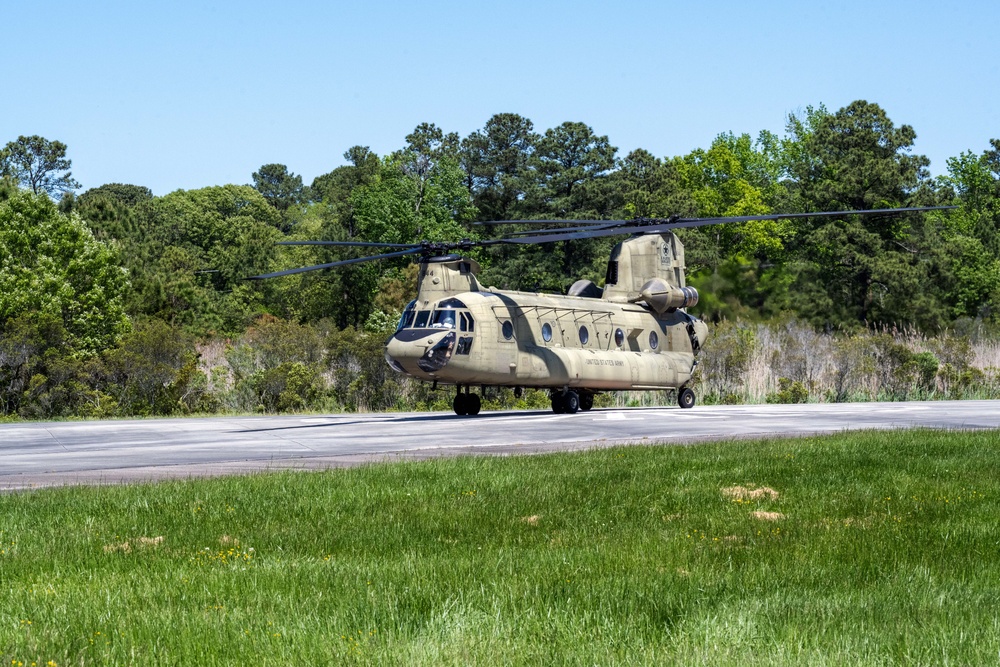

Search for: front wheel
xmin=453 ymin=393 xmax=468 ymax=415
xmin=677 ymin=387 xmax=696 ymax=409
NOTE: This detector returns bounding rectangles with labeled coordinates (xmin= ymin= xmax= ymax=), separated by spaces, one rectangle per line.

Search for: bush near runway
xmin=2 ymin=429 xmax=999 ymax=665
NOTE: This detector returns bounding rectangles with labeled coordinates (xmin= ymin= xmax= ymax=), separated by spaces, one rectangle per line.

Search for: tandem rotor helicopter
xmin=249 ymin=207 xmax=953 ymax=416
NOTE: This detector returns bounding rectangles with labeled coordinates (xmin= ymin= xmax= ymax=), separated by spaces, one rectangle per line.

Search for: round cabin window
xmin=542 ymin=322 xmax=552 ymax=342
xmin=649 ymin=331 xmax=659 ymax=350
xmin=614 ymin=328 xmax=624 ymax=347
xmin=579 ymin=326 xmax=589 ymax=345
xmin=502 ymin=320 xmax=514 ymax=340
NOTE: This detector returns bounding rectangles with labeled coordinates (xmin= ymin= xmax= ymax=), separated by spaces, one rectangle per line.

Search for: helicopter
xmin=249 ymin=206 xmax=954 ymax=416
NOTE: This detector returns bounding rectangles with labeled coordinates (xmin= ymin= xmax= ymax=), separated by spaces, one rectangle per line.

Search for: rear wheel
xmin=678 ymin=387 xmax=696 ymax=409
xmin=579 ymin=393 xmax=594 ymax=411
xmin=551 ymin=393 xmax=566 ymax=414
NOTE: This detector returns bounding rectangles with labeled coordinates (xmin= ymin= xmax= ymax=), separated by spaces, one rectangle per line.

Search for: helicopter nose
xmin=384 ymin=330 xmax=455 ymax=375
xmin=416 ymin=331 xmax=456 ymax=372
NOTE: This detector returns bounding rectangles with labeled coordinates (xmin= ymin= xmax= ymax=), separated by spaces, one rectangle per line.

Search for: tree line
xmin=1 ymin=100 xmax=999 ymax=418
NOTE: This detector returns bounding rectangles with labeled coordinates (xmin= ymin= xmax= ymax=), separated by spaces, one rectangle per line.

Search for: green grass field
xmin=2 ymin=429 xmax=1000 ymax=665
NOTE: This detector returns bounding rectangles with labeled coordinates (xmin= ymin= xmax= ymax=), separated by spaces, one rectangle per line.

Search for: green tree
xmin=941 ymin=148 xmax=1000 ymax=254
xmin=78 ymin=183 xmax=153 ymax=208
xmin=0 ymin=135 xmax=81 ymax=197
xmin=614 ymin=149 xmax=696 ymax=219
xmin=932 ymin=146 xmax=1000 ymax=319
xmin=151 ymin=185 xmax=281 ymax=286
xmin=103 ymin=185 xmax=282 ymax=333
xmin=530 ymin=121 xmax=618 ymax=216
xmin=75 ymin=184 xmax=154 ymax=244
xmin=320 ymin=154 xmax=478 ymax=326
xmin=461 ymin=113 xmax=539 ymax=221
xmin=678 ymin=131 xmax=789 ymax=267
xmin=101 ymin=318 xmax=200 ymax=415
xmin=780 ymin=101 xmax=941 ymax=328
xmin=670 ymin=132 xmax=790 ymax=322
xmin=0 ymin=313 xmax=71 ymax=416
xmin=0 ymin=189 xmax=130 ymax=353
xmin=398 ymin=123 xmax=462 ymax=220
xmin=311 ymin=146 xmax=380 ymax=208
xmin=252 ymin=163 xmax=307 ymax=220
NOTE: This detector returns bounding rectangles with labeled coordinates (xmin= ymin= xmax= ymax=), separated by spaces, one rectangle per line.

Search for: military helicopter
xmin=249 ymin=206 xmax=953 ymax=416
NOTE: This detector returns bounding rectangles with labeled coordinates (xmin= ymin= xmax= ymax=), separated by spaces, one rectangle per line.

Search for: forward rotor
xmin=247 ymin=205 xmax=956 ymax=280
xmin=246 ymin=239 xmax=498 ymax=280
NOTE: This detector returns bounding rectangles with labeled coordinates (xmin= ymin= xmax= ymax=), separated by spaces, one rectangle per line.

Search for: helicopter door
xmin=456 ymin=311 xmax=475 ymax=355
xmin=592 ymin=314 xmax=612 ymax=351
xmin=492 ymin=310 xmax=517 ymax=375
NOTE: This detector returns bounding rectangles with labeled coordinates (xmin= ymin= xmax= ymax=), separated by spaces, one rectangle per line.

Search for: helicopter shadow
xmin=231 ymin=409 xmax=559 ymax=434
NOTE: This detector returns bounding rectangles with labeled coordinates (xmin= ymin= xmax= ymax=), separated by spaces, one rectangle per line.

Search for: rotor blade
xmin=474 ymin=219 xmax=612 ymax=226
xmin=505 ymin=222 xmax=625 ymax=236
xmin=670 ymin=205 xmax=959 ymax=228
xmin=277 ymin=240 xmax=420 ymax=248
xmin=502 ymin=206 xmax=958 ymax=245
xmin=502 ymin=224 xmax=667 ymax=244
xmin=246 ymin=247 xmax=424 ymax=280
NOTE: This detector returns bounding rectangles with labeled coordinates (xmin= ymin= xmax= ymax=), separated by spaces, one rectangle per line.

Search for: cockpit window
xmin=431 ymin=309 xmax=457 ymax=329
xmin=413 ymin=310 xmax=430 ymax=328
xmin=397 ymin=300 xmax=416 ymax=331
xmin=436 ymin=297 xmax=467 ymax=309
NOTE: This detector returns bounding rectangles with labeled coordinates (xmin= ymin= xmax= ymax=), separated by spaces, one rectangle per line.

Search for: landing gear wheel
xmin=579 ymin=393 xmax=594 ymax=411
xmin=563 ymin=391 xmax=580 ymax=414
xmin=678 ymin=387 xmax=696 ymax=409
xmin=467 ymin=393 xmax=481 ymax=416
xmin=453 ymin=393 xmax=468 ymax=415
xmin=551 ymin=393 xmax=566 ymax=414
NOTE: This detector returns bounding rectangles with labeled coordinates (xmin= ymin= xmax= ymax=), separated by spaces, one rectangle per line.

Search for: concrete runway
xmin=2 ymin=400 xmax=999 ymax=490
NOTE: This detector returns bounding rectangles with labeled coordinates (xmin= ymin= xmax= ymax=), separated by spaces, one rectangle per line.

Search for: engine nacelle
xmin=637 ymin=278 xmax=699 ymax=314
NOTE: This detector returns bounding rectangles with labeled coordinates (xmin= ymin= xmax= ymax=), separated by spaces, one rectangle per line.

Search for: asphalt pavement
xmin=1 ymin=400 xmax=999 ymax=490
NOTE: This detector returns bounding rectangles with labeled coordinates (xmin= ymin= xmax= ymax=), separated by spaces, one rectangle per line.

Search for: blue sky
xmin=4 ymin=0 xmax=997 ymax=195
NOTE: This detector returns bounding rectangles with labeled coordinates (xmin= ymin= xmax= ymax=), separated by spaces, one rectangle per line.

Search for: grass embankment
xmin=2 ymin=430 xmax=1000 ymax=665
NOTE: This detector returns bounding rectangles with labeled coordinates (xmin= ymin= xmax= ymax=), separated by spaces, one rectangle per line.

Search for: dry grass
xmin=102 ymin=535 xmax=164 ymax=553
xmin=722 ymin=485 xmax=780 ymax=501
xmin=695 ymin=320 xmax=1000 ymax=404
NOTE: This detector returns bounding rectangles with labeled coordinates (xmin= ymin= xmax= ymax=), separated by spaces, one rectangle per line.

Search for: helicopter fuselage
xmin=382 ymin=238 xmax=709 ymax=414
xmin=385 ymin=287 xmax=707 ymax=392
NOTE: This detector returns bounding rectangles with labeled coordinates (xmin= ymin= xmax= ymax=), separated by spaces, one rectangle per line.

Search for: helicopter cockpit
xmin=389 ymin=298 xmax=477 ymax=373
xmin=396 ymin=298 xmax=475 ymax=335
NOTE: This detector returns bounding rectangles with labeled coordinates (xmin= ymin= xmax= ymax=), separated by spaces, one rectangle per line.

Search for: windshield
xmin=396 ymin=300 xmax=416 ymax=331
xmin=431 ymin=309 xmax=457 ymax=329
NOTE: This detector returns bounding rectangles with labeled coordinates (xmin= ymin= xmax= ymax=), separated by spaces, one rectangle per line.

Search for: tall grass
xmin=690 ymin=320 xmax=1000 ymax=405
xmin=2 ymin=429 xmax=1000 ymax=665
